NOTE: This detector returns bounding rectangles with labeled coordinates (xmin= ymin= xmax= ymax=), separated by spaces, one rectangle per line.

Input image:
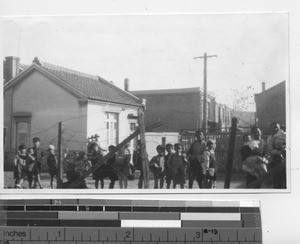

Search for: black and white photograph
xmin=1 ymin=13 xmax=289 ymax=191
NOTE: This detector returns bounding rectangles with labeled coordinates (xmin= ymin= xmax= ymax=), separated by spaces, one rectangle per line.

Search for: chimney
xmin=262 ymin=82 xmax=266 ymax=92
xmin=3 ymin=56 xmax=20 ymax=82
xmin=124 ymin=78 xmax=130 ymax=92
xmin=32 ymin=57 xmax=41 ymax=66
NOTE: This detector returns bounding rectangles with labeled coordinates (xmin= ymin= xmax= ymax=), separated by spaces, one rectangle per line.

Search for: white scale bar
xmin=121 ymin=220 xmax=181 ymax=228
xmin=239 ymin=200 xmax=260 ymax=207
xmin=180 ymin=213 xmax=241 ymax=221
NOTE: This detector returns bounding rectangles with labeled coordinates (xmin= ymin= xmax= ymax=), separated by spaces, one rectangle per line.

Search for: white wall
xmin=145 ymin=132 xmax=179 ymax=159
xmin=8 ymin=71 xmax=88 ymax=152
xmin=87 ymin=101 xmax=138 ymax=151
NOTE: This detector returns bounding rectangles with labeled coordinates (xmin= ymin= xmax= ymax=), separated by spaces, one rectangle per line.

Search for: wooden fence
xmin=180 ymin=129 xmax=270 ymax=173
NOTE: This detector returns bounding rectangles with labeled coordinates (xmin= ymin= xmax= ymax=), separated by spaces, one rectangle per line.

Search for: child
xmin=164 ymin=143 xmax=174 ymax=189
xmin=26 ymin=147 xmax=36 ymax=188
xmin=13 ymin=145 xmax=27 ymax=188
xmin=74 ymin=151 xmax=91 ymax=176
xmin=133 ymin=140 xmax=144 ymax=189
xmin=89 ymin=142 xmax=105 ymax=189
xmin=167 ymin=143 xmax=186 ymax=189
xmin=32 ymin=137 xmax=44 ymax=189
xmin=47 ymin=145 xmax=58 ymax=189
xmin=203 ymin=139 xmax=217 ymax=189
xmin=62 ymin=151 xmax=89 ymax=189
xmin=149 ymin=145 xmax=165 ymax=189
xmin=116 ymin=143 xmax=131 ymax=189
xmin=106 ymin=145 xmax=119 ymax=189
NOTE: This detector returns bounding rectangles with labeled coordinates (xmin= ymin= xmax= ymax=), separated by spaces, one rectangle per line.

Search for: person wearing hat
xmin=47 ymin=145 xmax=58 ymax=189
xmin=92 ymin=134 xmax=105 ymax=151
xmin=32 ymin=137 xmax=44 ymax=189
xmin=149 ymin=145 xmax=166 ymax=189
xmin=13 ymin=144 xmax=27 ymax=188
xmin=203 ymin=139 xmax=217 ymax=189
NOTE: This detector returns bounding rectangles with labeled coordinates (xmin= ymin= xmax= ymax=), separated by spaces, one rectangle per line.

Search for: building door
xmin=105 ymin=113 xmax=119 ymax=146
xmin=16 ymin=121 xmax=30 ymax=148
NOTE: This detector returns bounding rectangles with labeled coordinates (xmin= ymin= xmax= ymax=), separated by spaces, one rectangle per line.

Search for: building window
xmin=130 ymin=123 xmax=136 ymax=132
xmin=105 ymin=112 xmax=119 ymax=146
xmin=3 ymin=127 xmax=7 ymax=147
xmin=207 ymin=102 xmax=211 ymax=121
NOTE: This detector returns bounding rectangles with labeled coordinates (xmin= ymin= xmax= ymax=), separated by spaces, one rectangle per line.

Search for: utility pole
xmin=194 ymin=53 xmax=217 ymax=135
xmin=57 ymin=122 xmax=63 ymax=188
xmin=138 ymin=106 xmax=150 ymax=189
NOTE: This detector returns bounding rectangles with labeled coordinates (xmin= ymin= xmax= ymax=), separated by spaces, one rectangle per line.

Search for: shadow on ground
xmin=4 ymin=171 xmax=251 ymax=189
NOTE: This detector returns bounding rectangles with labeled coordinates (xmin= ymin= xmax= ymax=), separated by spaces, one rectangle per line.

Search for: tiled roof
xmin=37 ymin=60 xmax=141 ymax=106
xmin=131 ymin=87 xmax=215 ymax=98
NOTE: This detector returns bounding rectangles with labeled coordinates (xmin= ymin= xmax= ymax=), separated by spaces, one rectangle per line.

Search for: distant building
xmin=131 ymin=87 xmax=232 ymax=133
xmin=254 ymin=81 xmax=286 ymax=131
xmin=3 ymin=56 xmax=141 ymax=169
xmin=232 ymin=111 xmax=256 ymax=131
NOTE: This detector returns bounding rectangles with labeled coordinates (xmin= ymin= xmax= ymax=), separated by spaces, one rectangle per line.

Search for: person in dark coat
xmin=89 ymin=142 xmax=105 ymax=189
xmin=106 ymin=145 xmax=119 ymax=189
xmin=186 ymin=131 xmax=206 ymax=189
xmin=167 ymin=143 xmax=187 ymax=189
xmin=149 ymin=145 xmax=166 ymax=189
xmin=133 ymin=140 xmax=144 ymax=189
xmin=32 ymin=137 xmax=44 ymax=189
xmin=164 ymin=143 xmax=174 ymax=189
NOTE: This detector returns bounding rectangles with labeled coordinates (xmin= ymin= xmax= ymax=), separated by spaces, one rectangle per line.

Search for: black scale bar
xmin=2 ymin=205 xmax=260 ymax=213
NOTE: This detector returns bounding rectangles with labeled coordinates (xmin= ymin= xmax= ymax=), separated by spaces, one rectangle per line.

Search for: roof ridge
xmin=40 ymin=60 xmax=99 ymax=80
xmin=96 ymin=76 xmax=140 ymax=101
xmin=29 ymin=58 xmax=141 ymax=106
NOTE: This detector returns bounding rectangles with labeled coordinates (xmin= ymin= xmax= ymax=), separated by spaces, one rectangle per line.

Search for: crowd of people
xmin=11 ymin=122 xmax=286 ymax=189
xmin=129 ymin=130 xmax=217 ymax=189
xmin=13 ymin=137 xmax=52 ymax=189
xmin=12 ymin=130 xmax=218 ymax=189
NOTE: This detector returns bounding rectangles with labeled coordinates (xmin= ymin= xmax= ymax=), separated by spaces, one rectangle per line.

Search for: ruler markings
xmin=0 ymin=199 xmax=262 ymax=243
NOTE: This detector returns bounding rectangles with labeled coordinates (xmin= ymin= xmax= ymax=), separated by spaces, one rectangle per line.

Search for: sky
xmin=1 ymin=13 xmax=289 ymax=111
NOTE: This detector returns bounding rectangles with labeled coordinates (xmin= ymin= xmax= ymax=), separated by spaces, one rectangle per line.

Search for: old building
xmin=254 ymin=81 xmax=286 ymax=131
xmin=3 ymin=56 xmax=141 ymax=169
xmin=131 ymin=87 xmax=232 ymax=133
xmin=232 ymin=111 xmax=256 ymax=131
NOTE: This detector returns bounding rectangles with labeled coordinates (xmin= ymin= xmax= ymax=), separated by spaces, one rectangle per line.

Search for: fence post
xmin=162 ymin=137 xmax=166 ymax=155
xmin=224 ymin=117 xmax=238 ymax=189
xmin=57 ymin=122 xmax=63 ymax=188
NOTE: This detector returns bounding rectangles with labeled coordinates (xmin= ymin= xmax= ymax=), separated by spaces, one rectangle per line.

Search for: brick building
xmin=254 ymin=81 xmax=286 ymax=131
